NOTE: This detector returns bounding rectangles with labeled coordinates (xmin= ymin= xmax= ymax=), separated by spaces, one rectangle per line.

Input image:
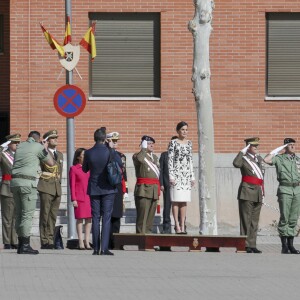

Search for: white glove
xmin=123 ymin=193 xmax=128 ymax=199
xmin=141 ymin=140 xmax=148 ymax=149
xmin=270 ymin=144 xmax=288 ymax=156
xmin=241 ymin=144 xmax=250 ymax=155
xmin=1 ymin=141 xmax=11 ymax=148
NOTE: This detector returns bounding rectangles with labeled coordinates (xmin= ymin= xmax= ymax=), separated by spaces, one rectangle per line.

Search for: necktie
xmin=53 ymin=151 xmax=58 ymax=161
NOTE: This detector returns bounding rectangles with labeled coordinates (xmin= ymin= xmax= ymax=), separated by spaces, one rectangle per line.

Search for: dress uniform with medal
xmin=0 ymin=133 xmax=21 ymax=249
xmin=133 ymin=135 xmax=160 ymax=234
xmin=37 ymin=130 xmax=63 ymax=249
xmin=233 ymin=137 xmax=264 ymax=253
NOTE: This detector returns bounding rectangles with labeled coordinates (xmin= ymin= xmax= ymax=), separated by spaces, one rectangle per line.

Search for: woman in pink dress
xmin=69 ymin=148 xmax=92 ymax=250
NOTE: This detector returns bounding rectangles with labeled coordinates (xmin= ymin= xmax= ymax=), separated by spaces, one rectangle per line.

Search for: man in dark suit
xmin=82 ymin=127 xmax=122 ymax=256
xmin=37 ymin=130 xmax=63 ymax=250
xmin=0 ymin=133 xmax=21 ymax=249
xmin=159 ymin=136 xmax=177 ymax=234
xmin=233 ymin=137 xmax=264 ymax=253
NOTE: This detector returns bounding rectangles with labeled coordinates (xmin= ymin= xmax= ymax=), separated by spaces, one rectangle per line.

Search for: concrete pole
xmin=65 ymin=0 xmax=76 ymax=238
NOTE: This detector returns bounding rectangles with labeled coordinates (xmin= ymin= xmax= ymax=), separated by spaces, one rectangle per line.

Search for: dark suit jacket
xmin=82 ymin=143 xmax=122 ymax=196
xmin=159 ymin=151 xmax=169 ymax=188
xmin=233 ymin=151 xmax=264 ymax=202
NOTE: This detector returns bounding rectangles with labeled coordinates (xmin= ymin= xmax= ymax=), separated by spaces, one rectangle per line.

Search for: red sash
xmin=242 ymin=175 xmax=264 ymax=195
xmin=2 ymin=174 xmax=12 ymax=181
xmin=136 ymin=177 xmax=160 ymax=197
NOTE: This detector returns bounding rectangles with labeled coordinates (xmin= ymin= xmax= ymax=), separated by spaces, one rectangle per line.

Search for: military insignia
xmin=59 ymin=44 xmax=80 ymax=71
xmin=192 ymin=238 xmax=199 ymax=249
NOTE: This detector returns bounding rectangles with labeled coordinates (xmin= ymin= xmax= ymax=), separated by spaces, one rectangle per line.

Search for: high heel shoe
xmin=175 ymin=226 xmax=182 ymax=234
xmin=84 ymin=240 xmax=92 ymax=250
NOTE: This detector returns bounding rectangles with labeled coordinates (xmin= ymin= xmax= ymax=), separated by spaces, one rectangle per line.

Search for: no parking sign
xmin=53 ymin=85 xmax=86 ymax=118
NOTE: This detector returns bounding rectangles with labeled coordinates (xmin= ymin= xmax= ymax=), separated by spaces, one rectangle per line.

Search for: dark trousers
xmin=91 ymin=194 xmax=114 ymax=252
xmin=109 ymin=217 xmax=121 ymax=249
xmin=162 ymin=187 xmax=172 ymax=233
xmin=238 ymin=199 xmax=262 ymax=248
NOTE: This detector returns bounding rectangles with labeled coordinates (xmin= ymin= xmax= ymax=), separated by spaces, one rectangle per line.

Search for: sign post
xmin=65 ymin=0 xmax=76 ymax=239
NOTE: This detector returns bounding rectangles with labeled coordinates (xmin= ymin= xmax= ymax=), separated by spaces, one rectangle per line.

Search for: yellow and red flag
xmin=63 ymin=16 xmax=72 ymax=45
xmin=79 ymin=22 xmax=96 ymax=61
xmin=40 ymin=23 xmax=65 ymax=57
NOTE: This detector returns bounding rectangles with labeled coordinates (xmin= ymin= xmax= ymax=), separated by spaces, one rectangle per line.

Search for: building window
xmin=267 ymin=13 xmax=300 ymax=98
xmin=89 ymin=13 xmax=161 ymax=99
xmin=0 ymin=15 xmax=3 ymax=53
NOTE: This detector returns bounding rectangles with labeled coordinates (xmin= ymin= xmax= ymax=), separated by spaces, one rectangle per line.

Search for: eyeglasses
xmin=112 ymin=140 xmax=118 ymax=143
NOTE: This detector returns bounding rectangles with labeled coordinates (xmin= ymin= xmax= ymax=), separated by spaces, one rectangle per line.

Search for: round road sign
xmin=53 ymin=84 xmax=86 ymax=118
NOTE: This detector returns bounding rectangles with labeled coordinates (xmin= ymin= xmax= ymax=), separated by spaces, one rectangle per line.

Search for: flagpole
xmin=65 ymin=0 xmax=76 ymax=239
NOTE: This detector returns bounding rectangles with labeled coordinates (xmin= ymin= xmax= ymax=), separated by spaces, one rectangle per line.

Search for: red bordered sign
xmin=53 ymin=84 xmax=86 ymax=118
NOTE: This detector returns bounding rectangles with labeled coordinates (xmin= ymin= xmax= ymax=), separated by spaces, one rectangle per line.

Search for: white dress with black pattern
xmin=168 ymin=139 xmax=195 ymax=202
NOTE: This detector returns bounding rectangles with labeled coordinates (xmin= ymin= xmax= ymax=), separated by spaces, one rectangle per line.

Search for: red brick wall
xmin=0 ymin=0 xmax=10 ymax=113
xmin=9 ymin=0 xmax=300 ymax=153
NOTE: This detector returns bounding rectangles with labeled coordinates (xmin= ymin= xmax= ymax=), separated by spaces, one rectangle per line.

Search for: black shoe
xmin=100 ymin=250 xmax=114 ymax=256
xmin=251 ymin=248 xmax=262 ymax=253
xmin=92 ymin=250 xmax=100 ymax=255
xmin=4 ymin=244 xmax=11 ymax=249
xmin=287 ymin=237 xmax=300 ymax=254
xmin=11 ymin=244 xmax=18 ymax=249
xmin=19 ymin=237 xmax=39 ymax=255
xmin=281 ymin=236 xmax=290 ymax=254
xmin=41 ymin=244 xmax=49 ymax=249
xmin=245 ymin=247 xmax=253 ymax=253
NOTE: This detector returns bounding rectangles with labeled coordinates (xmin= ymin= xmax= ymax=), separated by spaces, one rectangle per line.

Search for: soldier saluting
xmin=233 ymin=137 xmax=264 ymax=254
xmin=264 ymin=138 xmax=300 ymax=254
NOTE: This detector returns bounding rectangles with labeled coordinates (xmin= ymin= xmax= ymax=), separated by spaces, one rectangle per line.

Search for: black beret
xmin=141 ymin=135 xmax=155 ymax=143
xmin=284 ymin=138 xmax=296 ymax=145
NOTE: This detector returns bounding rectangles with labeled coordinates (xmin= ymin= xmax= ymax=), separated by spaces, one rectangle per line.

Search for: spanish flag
xmin=79 ymin=22 xmax=96 ymax=61
xmin=40 ymin=23 xmax=65 ymax=57
xmin=63 ymin=16 xmax=72 ymax=45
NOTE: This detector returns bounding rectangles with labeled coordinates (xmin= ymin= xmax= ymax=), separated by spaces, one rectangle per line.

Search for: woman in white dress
xmin=168 ymin=121 xmax=195 ymax=234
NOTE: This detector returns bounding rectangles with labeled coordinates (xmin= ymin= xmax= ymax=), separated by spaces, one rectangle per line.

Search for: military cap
xmin=5 ymin=133 xmax=21 ymax=142
xmin=284 ymin=138 xmax=296 ymax=145
xmin=106 ymin=132 xmax=120 ymax=140
xmin=43 ymin=130 xmax=58 ymax=140
xmin=244 ymin=137 xmax=260 ymax=145
xmin=141 ymin=135 xmax=155 ymax=143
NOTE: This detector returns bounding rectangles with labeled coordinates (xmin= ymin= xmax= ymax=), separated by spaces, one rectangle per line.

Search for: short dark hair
xmin=72 ymin=148 xmax=86 ymax=165
xmin=28 ymin=131 xmax=41 ymax=142
xmin=176 ymin=121 xmax=188 ymax=132
xmin=94 ymin=127 xmax=106 ymax=143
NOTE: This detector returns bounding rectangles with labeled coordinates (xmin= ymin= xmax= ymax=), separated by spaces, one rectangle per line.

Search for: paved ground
xmin=0 ymin=235 xmax=299 ymax=300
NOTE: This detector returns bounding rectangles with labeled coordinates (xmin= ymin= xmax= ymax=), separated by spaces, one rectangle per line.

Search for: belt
xmin=242 ymin=175 xmax=264 ymax=196
xmin=2 ymin=174 xmax=12 ymax=181
xmin=40 ymin=172 xmax=60 ymax=180
xmin=280 ymin=182 xmax=300 ymax=187
xmin=12 ymin=174 xmax=36 ymax=181
xmin=136 ymin=177 xmax=160 ymax=197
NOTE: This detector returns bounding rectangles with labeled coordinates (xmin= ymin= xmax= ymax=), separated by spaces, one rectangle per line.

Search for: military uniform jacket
xmin=233 ymin=151 xmax=264 ymax=202
xmin=37 ymin=150 xmax=63 ymax=196
xmin=133 ymin=148 xmax=160 ymax=200
xmin=0 ymin=147 xmax=14 ymax=197
xmin=271 ymin=153 xmax=300 ymax=196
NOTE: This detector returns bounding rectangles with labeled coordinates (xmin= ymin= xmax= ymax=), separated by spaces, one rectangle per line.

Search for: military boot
xmin=287 ymin=237 xmax=300 ymax=254
xmin=19 ymin=237 xmax=39 ymax=255
xmin=281 ymin=236 xmax=289 ymax=254
xmin=17 ymin=237 xmax=22 ymax=254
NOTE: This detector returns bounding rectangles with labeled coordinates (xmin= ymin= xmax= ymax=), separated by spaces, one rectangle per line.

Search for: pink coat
xmin=69 ymin=164 xmax=92 ymax=219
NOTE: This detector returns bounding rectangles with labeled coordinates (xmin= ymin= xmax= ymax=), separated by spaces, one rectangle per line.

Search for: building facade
xmin=1 ymin=0 xmax=300 ymax=233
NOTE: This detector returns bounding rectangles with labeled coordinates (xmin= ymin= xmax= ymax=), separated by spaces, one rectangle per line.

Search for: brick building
xmin=1 ymin=0 xmax=300 ymax=232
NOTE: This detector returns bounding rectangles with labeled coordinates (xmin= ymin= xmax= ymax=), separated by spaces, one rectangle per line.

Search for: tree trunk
xmin=188 ymin=0 xmax=217 ymax=235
